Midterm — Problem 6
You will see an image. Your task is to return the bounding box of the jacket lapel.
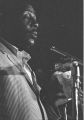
[0,41,33,85]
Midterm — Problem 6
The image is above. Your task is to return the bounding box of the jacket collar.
[0,37,31,66]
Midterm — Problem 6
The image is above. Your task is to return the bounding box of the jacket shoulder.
[0,51,13,69]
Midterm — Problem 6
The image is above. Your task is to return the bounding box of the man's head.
[0,1,39,50]
[22,4,39,47]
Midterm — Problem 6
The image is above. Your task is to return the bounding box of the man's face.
[23,5,39,46]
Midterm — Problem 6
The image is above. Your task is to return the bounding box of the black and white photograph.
[0,0,83,120]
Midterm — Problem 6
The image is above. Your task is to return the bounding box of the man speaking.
[0,1,48,120]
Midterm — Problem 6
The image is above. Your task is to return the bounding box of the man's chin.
[28,39,35,46]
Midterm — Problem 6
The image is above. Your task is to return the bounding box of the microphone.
[50,46,83,66]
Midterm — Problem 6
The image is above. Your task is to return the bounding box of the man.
[0,2,48,120]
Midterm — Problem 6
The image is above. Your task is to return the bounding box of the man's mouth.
[32,31,37,38]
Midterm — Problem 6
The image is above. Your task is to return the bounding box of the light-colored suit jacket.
[0,38,48,120]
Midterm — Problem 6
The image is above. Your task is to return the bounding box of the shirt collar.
[0,37,31,65]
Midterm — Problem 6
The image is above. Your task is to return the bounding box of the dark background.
[39,0,83,59]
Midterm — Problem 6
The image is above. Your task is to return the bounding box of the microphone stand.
[50,46,82,120]
[72,61,80,120]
